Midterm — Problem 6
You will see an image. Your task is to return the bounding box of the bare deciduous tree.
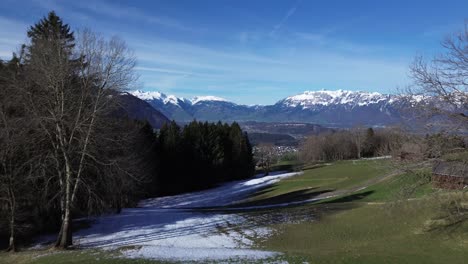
[255,143,277,176]
[22,25,137,248]
[399,24,468,229]
[407,22,468,132]
[350,126,365,159]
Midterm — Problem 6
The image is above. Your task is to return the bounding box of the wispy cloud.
[237,31,262,44]
[294,32,326,44]
[421,23,462,38]
[132,38,286,70]
[30,0,196,33]
[270,0,302,36]
[70,1,196,32]
[135,66,195,76]
[0,0,416,105]
[144,75,190,90]
[295,31,392,54]
[129,32,409,105]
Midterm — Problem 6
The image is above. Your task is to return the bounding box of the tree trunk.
[6,184,16,252]
[54,222,63,248]
[55,160,73,249]
[55,209,72,248]
[264,163,270,176]
[116,198,122,214]
[6,218,16,252]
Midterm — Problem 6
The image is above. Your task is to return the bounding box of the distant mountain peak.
[131,90,165,101]
[131,90,185,107]
[131,90,231,106]
[280,90,390,108]
[191,95,228,105]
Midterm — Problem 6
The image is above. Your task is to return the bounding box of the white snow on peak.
[191,95,228,105]
[131,90,164,101]
[130,90,184,106]
[281,89,391,108]
[130,90,230,106]
[164,95,180,105]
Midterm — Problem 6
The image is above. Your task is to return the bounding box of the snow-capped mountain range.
[279,90,394,108]
[130,89,406,127]
[131,90,229,105]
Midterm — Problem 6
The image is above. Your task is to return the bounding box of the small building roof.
[433,161,468,178]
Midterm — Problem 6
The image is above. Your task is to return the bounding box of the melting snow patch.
[123,245,279,262]
[353,155,392,161]
[45,171,304,262]
[243,172,299,186]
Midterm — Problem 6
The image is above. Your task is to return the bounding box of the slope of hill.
[116,93,170,129]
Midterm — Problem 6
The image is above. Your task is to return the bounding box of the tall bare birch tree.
[21,12,137,248]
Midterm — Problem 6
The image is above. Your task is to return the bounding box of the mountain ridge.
[130,89,406,127]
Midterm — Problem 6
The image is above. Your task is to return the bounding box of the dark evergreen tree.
[362,127,376,157]
[153,120,254,195]
[27,11,75,51]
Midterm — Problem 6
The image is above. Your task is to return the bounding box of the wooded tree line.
[300,127,403,162]
[155,121,255,195]
[0,12,255,251]
[300,127,466,163]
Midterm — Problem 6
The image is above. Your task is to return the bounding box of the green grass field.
[255,160,468,263]
[260,200,468,263]
[240,159,391,206]
[322,171,434,204]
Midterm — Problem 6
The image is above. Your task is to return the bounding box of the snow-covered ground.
[47,171,302,262]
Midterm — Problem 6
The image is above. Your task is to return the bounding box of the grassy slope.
[241,159,391,206]
[322,171,433,204]
[258,160,468,263]
[263,201,468,263]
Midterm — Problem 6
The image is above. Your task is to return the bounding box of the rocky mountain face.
[131,89,408,127]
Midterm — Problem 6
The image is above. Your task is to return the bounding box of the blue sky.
[0,0,466,104]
